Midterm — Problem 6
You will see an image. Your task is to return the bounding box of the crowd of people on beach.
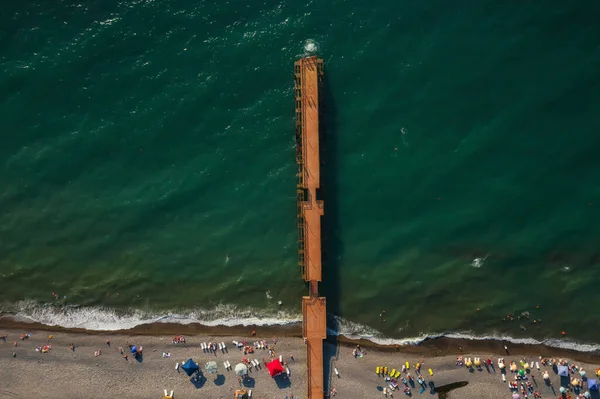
[5,328,600,399]
[455,353,597,399]
[373,349,430,397]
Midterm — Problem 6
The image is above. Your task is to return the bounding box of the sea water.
[1,0,600,350]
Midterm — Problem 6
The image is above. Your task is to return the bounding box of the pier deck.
[295,55,326,399]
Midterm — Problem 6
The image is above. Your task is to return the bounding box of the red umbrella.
[266,358,285,377]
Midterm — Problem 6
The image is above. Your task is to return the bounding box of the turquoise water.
[2,1,600,346]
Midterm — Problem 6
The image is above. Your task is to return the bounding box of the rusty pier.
[294,55,326,399]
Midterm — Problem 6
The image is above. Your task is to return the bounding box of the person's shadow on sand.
[409,379,415,388]
[428,381,436,395]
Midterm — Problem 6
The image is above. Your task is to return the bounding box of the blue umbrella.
[182,359,200,377]
[130,346,137,354]
[558,365,569,377]
[588,379,598,390]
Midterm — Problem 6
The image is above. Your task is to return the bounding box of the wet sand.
[1,323,599,398]
[2,315,600,363]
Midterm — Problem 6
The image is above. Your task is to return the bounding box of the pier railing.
[295,55,325,399]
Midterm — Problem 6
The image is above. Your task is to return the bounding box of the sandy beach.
[1,323,599,399]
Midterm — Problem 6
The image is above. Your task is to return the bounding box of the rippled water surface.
[1,1,600,347]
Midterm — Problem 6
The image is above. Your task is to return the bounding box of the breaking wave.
[2,300,301,331]
[329,315,600,353]
[3,302,599,353]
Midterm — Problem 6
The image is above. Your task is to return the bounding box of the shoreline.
[2,315,599,363]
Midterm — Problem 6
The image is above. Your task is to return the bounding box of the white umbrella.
[559,387,566,394]
[543,372,550,380]
[205,361,218,374]
[235,363,248,377]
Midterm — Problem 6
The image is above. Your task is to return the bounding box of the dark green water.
[1,1,600,349]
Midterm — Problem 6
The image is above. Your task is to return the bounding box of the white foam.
[304,39,318,54]
[5,302,600,352]
[5,300,301,331]
[329,315,600,352]
[471,254,489,268]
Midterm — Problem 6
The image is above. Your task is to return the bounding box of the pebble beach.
[1,325,599,399]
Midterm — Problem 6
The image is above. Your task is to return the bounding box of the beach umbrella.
[572,378,580,387]
[130,346,137,354]
[235,363,248,377]
[474,359,481,367]
[512,394,520,399]
[543,372,550,380]
[588,379,598,390]
[524,363,530,370]
[181,359,199,376]
[466,360,473,368]
[558,365,569,377]
[581,370,587,377]
[519,369,525,376]
[205,361,218,374]
[585,391,591,398]
[511,363,518,372]
[560,387,566,394]
[266,358,285,377]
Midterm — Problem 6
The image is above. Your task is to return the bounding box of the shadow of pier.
[319,69,344,395]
